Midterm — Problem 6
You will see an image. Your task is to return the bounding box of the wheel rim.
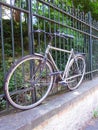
[5,56,53,110]
[66,56,85,90]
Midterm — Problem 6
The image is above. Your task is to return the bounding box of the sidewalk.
[84,118,98,130]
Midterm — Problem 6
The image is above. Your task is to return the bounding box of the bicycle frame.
[45,44,75,80]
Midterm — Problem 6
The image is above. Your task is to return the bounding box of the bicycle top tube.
[33,29,74,44]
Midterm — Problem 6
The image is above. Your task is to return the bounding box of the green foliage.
[73,0,98,20]
[2,19,28,52]
[93,109,98,118]
[0,71,4,94]
[0,99,6,110]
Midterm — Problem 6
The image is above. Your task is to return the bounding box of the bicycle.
[4,30,86,110]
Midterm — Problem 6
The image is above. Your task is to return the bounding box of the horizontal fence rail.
[0,0,98,114]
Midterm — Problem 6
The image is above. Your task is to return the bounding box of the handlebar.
[33,29,74,39]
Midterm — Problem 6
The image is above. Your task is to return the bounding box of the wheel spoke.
[5,55,53,110]
[66,55,85,90]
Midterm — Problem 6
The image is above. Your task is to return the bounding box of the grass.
[93,109,98,118]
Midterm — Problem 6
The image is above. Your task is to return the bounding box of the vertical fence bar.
[10,0,15,61]
[88,12,93,79]
[28,0,34,54]
[28,0,37,102]
[0,5,5,78]
[20,4,24,57]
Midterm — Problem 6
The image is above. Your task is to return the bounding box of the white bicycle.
[4,30,86,110]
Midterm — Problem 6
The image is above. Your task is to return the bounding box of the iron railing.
[0,0,98,114]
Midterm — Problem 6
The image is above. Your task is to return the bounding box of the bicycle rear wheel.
[4,55,53,110]
[66,55,86,90]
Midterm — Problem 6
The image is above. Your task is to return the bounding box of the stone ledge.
[0,77,98,130]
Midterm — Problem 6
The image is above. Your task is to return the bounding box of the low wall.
[0,77,98,130]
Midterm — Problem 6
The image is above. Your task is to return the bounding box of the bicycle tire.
[66,54,86,90]
[4,54,54,110]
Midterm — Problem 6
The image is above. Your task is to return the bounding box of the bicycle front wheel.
[4,55,53,110]
[66,55,86,90]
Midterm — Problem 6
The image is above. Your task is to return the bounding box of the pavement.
[84,118,98,130]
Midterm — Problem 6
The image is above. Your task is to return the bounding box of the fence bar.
[10,0,15,61]
[28,0,33,54]
[88,12,93,79]
[0,5,5,77]
[33,13,98,39]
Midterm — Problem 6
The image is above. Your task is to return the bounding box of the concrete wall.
[0,78,98,130]
[34,83,98,130]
